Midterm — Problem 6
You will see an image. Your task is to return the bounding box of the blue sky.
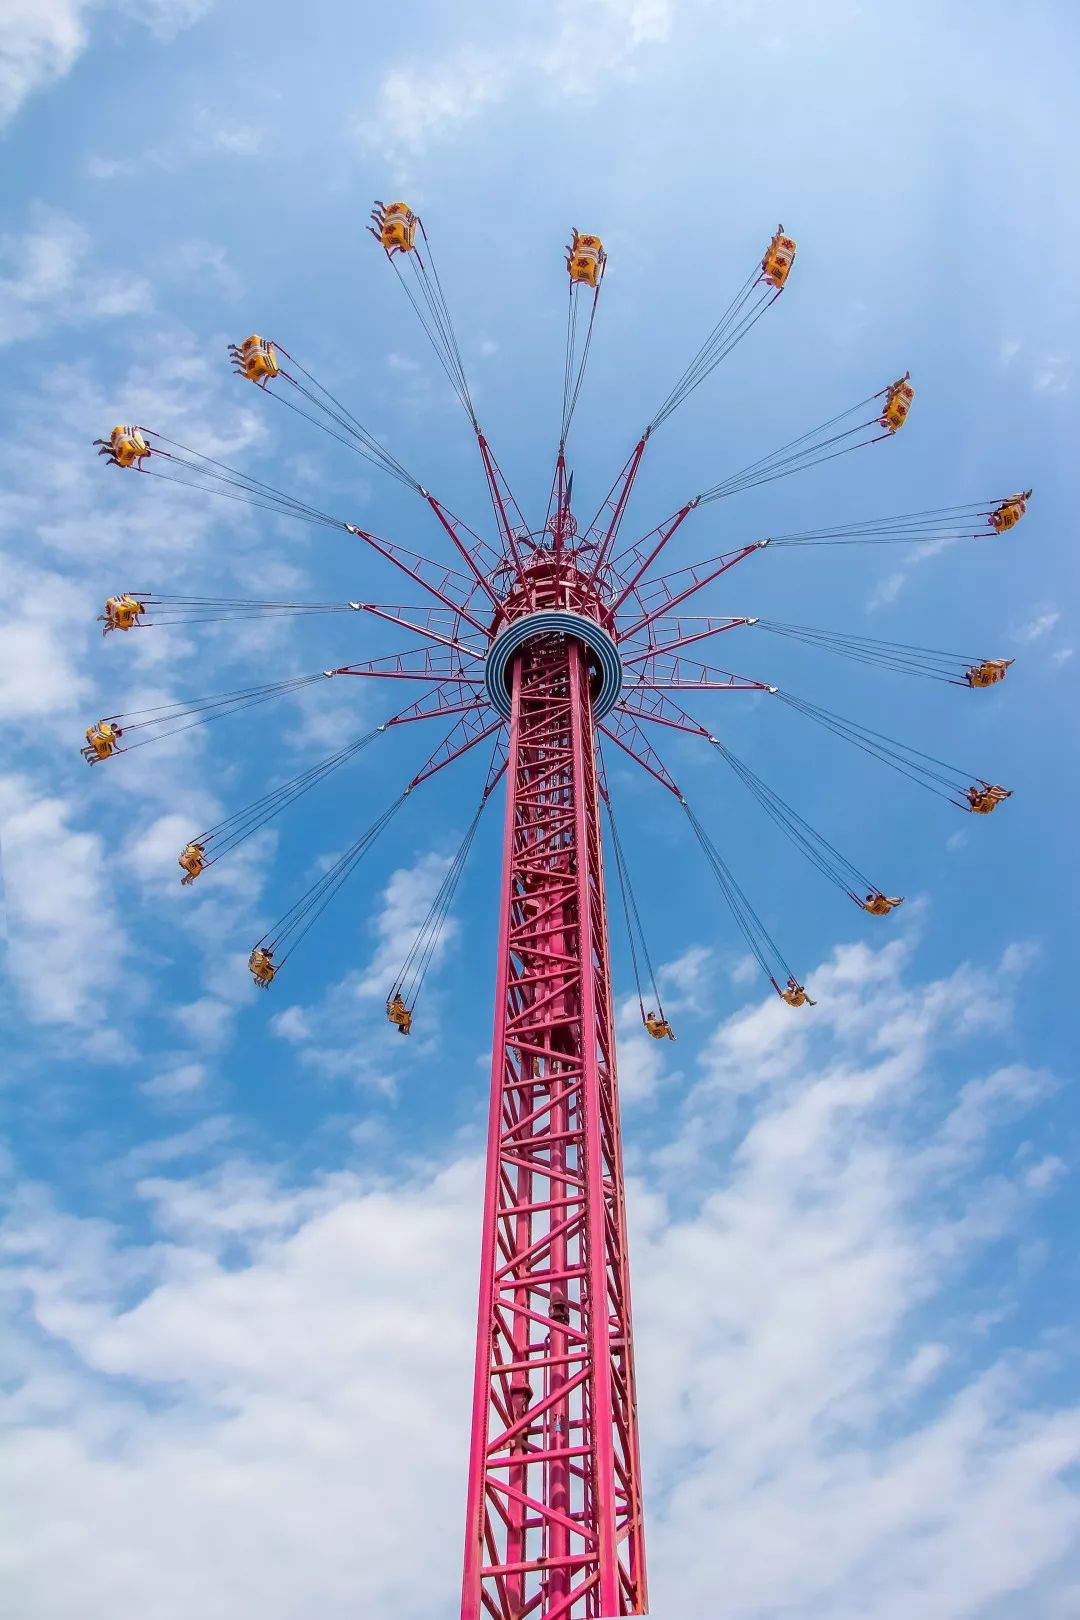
[1,2,1077,1616]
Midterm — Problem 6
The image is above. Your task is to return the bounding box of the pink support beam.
[462,631,647,1619]
[427,495,511,622]
[605,501,697,618]
[409,708,505,790]
[599,709,684,800]
[581,438,648,587]
[621,616,751,666]
[385,688,491,728]
[477,431,532,585]
[617,541,766,641]
[621,651,769,691]
[331,645,482,684]
[343,523,490,634]
[349,600,487,660]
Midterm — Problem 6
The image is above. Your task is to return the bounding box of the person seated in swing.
[644,1010,675,1040]
[387,993,412,1035]
[780,976,816,1008]
[862,892,904,916]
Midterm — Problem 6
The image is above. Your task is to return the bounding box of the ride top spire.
[86,202,1029,1620]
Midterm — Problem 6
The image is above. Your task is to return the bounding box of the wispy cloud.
[355,0,676,171]
[0,0,214,128]
[0,936,1074,1616]
[0,208,152,345]
[141,1060,209,1098]
[1015,610,1060,643]
[0,774,129,1024]
[999,334,1072,397]
[86,108,266,179]
[1032,355,1071,394]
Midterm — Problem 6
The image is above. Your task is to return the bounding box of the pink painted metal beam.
[620,615,751,666]
[622,650,769,690]
[331,645,483,683]
[617,541,766,640]
[462,631,647,1619]
[616,687,715,739]
[477,431,532,585]
[409,708,505,790]
[605,500,696,617]
[348,600,486,659]
[342,522,490,634]
[581,437,648,588]
[599,709,684,801]
[385,688,491,728]
[426,495,510,622]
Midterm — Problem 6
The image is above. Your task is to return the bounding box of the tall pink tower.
[461,484,648,1620]
[94,212,988,1617]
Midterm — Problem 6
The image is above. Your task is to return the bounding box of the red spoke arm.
[477,432,531,584]
[349,601,486,659]
[597,708,684,800]
[617,540,767,640]
[482,733,510,797]
[622,651,770,690]
[408,708,506,790]
[621,615,752,666]
[343,523,488,635]
[605,500,697,616]
[386,685,491,728]
[330,645,482,683]
[615,688,715,738]
[581,436,648,588]
[426,496,509,623]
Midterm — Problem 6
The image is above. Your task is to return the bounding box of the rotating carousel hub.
[484,610,623,721]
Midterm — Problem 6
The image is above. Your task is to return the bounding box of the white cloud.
[1023,1155,1066,1193]
[657,943,713,1011]
[997,335,1072,396]
[866,528,957,611]
[269,1005,312,1043]
[0,208,153,346]
[141,1060,209,1098]
[615,1028,666,1103]
[1032,355,1071,395]
[88,109,265,179]
[0,560,93,723]
[867,567,908,610]
[191,111,263,156]
[0,774,129,1023]
[168,996,237,1050]
[260,851,468,1095]
[356,0,677,169]
[354,850,455,1000]
[1016,610,1060,643]
[0,0,90,126]
[0,0,213,127]
[1051,647,1074,665]
[0,936,1076,1617]
[122,1115,232,1173]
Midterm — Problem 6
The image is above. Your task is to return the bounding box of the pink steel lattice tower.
[462,521,647,1620]
[91,206,1013,1620]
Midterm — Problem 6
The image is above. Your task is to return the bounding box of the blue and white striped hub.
[484,611,623,721]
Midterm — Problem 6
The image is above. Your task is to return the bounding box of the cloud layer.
[2,938,1075,1618]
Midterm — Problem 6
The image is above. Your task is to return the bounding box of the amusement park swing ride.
[86,204,1029,1619]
